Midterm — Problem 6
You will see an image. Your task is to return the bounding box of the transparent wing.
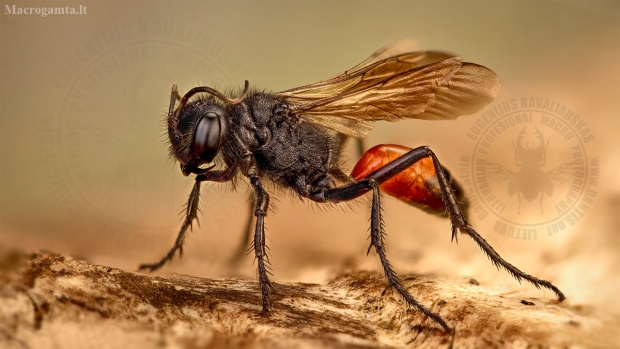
[345,39,420,72]
[275,42,500,138]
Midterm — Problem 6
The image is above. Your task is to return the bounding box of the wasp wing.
[345,39,419,71]
[326,39,427,80]
[275,44,500,138]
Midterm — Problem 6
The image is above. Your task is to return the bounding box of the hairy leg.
[368,180,451,332]
[249,175,275,314]
[229,193,256,264]
[355,137,365,158]
[139,168,236,272]
[308,145,565,302]
[139,181,201,272]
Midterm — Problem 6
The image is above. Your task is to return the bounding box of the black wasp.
[139,41,565,332]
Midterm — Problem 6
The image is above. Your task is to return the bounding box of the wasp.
[139,41,565,332]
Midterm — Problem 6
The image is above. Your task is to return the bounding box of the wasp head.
[166,81,249,176]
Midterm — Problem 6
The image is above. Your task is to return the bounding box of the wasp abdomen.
[351,144,462,216]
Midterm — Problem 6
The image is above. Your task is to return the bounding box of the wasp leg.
[368,180,451,332]
[309,146,565,302]
[139,169,235,272]
[229,193,256,264]
[249,175,275,315]
[138,181,200,272]
[355,137,365,158]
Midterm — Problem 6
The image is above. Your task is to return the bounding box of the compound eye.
[192,112,222,162]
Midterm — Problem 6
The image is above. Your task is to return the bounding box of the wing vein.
[275,41,500,138]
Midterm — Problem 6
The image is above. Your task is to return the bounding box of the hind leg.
[306,145,565,330]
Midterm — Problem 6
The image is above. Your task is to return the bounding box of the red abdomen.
[351,144,446,212]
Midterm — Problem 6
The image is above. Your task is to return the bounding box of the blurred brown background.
[1,0,619,317]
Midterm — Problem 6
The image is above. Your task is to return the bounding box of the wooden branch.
[0,251,617,349]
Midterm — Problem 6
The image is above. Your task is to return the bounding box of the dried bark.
[0,251,617,349]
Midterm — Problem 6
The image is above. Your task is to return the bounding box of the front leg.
[139,168,236,272]
[249,175,276,315]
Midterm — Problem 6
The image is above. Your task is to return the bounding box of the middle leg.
[229,193,256,264]
[249,175,275,315]
[368,180,451,332]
